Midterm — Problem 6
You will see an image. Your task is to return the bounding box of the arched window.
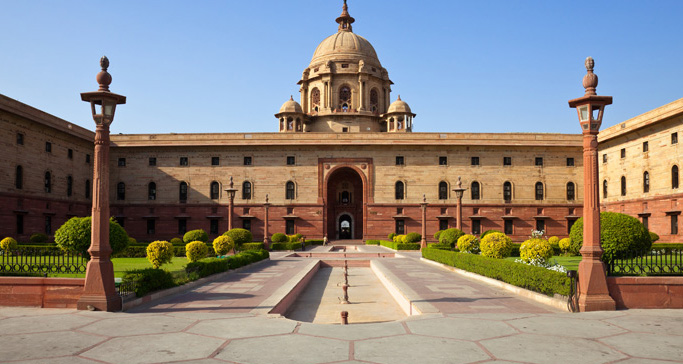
[370,89,379,112]
[438,181,448,200]
[339,86,351,111]
[535,182,544,200]
[15,165,22,189]
[643,172,650,193]
[66,176,73,197]
[242,181,252,200]
[566,182,575,201]
[148,182,157,200]
[287,117,293,131]
[44,172,51,193]
[471,181,480,200]
[286,181,295,200]
[117,182,126,200]
[395,181,405,200]
[85,180,91,199]
[673,165,679,189]
[603,180,608,198]
[180,182,189,201]
[503,182,512,202]
[621,176,626,196]
[210,181,219,200]
[311,88,320,112]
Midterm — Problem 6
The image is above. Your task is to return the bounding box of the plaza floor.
[0,245,682,364]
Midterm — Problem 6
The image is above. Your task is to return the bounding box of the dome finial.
[397,94,401,101]
[290,95,294,101]
[336,0,355,32]
[582,56,598,96]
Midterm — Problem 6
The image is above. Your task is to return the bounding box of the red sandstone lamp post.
[568,57,615,311]
[77,56,126,312]
[420,194,428,250]
[225,177,238,231]
[452,177,466,231]
[263,194,271,248]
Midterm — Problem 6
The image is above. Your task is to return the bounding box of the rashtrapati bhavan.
[1,2,681,244]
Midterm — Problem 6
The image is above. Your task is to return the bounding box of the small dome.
[311,31,381,67]
[387,95,412,114]
[279,96,303,114]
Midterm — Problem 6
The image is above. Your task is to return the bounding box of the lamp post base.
[577,258,616,312]
[77,294,122,312]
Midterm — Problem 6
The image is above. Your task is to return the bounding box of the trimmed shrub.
[186,257,229,279]
[128,237,137,246]
[54,217,129,258]
[240,242,264,251]
[183,229,208,244]
[558,238,572,254]
[0,237,18,252]
[29,233,49,244]
[170,237,184,246]
[392,234,405,243]
[428,242,452,250]
[224,229,253,246]
[213,235,234,256]
[403,232,422,244]
[146,241,174,269]
[439,228,465,248]
[366,240,380,245]
[456,234,479,253]
[649,231,660,243]
[548,236,560,249]
[396,243,421,250]
[480,232,513,259]
[387,233,396,241]
[569,212,652,262]
[271,233,288,243]
[122,268,176,297]
[288,233,303,243]
[480,230,502,239]
[422,248,570,296]
[519,238,553,264]
[434,230,444,240]
[186,241,209,263]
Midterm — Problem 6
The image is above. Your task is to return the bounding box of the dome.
[279,96,303,114]
[387,95,412,114]
[310,31,381,67]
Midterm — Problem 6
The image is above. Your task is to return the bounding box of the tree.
[569,212,652,262]
[54,216,129,258]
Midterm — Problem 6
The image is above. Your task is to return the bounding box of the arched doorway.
[326,167,364,240]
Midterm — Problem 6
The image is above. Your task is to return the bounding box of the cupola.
[275,96,306,132]
[383,95,416,132]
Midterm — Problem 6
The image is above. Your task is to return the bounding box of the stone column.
[420,195,428,250]
[263,195,271,249]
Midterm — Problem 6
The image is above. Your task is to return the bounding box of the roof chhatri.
[336,0,355,32]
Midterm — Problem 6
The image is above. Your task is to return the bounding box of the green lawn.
[505,255,582,271]
[49,257,189,278]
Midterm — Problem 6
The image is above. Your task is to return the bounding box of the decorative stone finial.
[229,176,234,189]
[582,56,598,96]
[336,0,355,32]
[290,95,294,101]
[397,95,401,101]
[96,56,112,92]
[423,194,426,203]
[457,176,462,188]
[266,194,269,203]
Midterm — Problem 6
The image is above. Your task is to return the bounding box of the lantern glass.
[591,105,601,121]
[104,103,114,117]
[579,106,589,121]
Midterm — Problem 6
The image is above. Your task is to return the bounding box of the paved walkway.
[0,246,682,363]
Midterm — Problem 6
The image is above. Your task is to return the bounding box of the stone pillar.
[228,195,234,231]
[263,195,271,249]
[456,197,463,230]
[77,124,121,312]
[420,195,428,250]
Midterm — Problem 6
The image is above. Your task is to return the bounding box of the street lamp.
[77,56,126,312]
[263,194,271,248]
[568,57,615,311]
[452,176,467,230]
[420,194,428,250]
[225,176,238,231]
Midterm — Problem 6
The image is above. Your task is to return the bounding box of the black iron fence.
[607,248,683,276]
[115,279,138,299]
[0,248,87,275]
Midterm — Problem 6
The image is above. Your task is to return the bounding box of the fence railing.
[607,248,683,276]
[115,279,138,299]
[0,248,87,275]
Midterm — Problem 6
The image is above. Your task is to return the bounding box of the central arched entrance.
[326,167,364,240]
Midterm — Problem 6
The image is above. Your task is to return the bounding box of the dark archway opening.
[326,167,364,240]
[339,214,352,239]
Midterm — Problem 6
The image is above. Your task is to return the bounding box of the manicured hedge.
[239,242,265,251]
[122,268,176,297]
[422,248,571,296]
[366,240,381,245]
[113,245,217,258]
[270,242,305,251]
[379,240,420,250]
[185,249,269,279]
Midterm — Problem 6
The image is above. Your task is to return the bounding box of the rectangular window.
[471,157,480,166]
[535,157,543,166]
[287,156,295,165]
[504,219,513,235]
[286,220,295,235]
[621,148,626,158]
[67,149,73,159]
[118,158,126,167]
[536,219,545,233]
[44,216,52,235]
[439,219,448,231]
[45,142,52,153]
[244,156,252,166]
[147,219,156,235]
[117,218,125,228]
[16,133,24,145]
[503,157,511,166]
[210,219,219,235]
[178,219,187,235]
[16,214,24,235]
[672,214,679,235]
[342,127,349,133]
[180,157,188,166]
[642,216,649,230]
[643,141,649,153]
[243,219,251,231]
[472,220,481,235]
[211,157,220,166]
[395,219,405,235]
[396,156,404,166]
[672,132,679,145]
[86,154,91,164]
[439,156,447,166]
[566,157,574,166]
[149,157,157,166]
[602,154,607,163]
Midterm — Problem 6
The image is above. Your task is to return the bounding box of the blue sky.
[1,0,681,134]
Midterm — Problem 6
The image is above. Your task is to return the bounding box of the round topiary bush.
[548,236,560,247]
[439,228,465,248]
[456,234,479,253]
[388,233,396,241]
[393,234,405,243]
[558,238,572,254]
[433,230,444,240]
[213,235,234,256]
[649,231,660,243]
[271,233,288,243]
[224,228,253,246]
[569,212,652,262]
[288,233,303,243]
[54,217,129,258]
[146,240,174,269]
[29,233,49,244]
[186,241,208,263]
[480,230,502,239]
[403,232,422,244]
[480,232,513,259]
[170,237,184,246]
[183,229,208,244]
[519,238,553,264]
[0,237,18,252]
[128,237,138,245]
